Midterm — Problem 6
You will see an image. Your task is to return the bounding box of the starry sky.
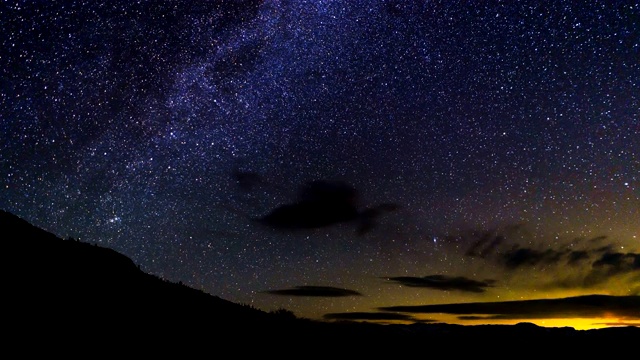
[1,0,639,329]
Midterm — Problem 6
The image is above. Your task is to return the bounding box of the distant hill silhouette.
[2,209,638,351]
[3,210,305,347]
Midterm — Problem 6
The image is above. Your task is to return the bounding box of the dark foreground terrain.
[3,209,638,352]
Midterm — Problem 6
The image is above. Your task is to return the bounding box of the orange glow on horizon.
[406,314,640,330]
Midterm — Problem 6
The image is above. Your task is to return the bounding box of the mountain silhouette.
[2,209,297,344]
[2,209,638,352]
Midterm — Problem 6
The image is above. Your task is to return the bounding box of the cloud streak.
[378,295,640,321]
[384,275,495,293]
[450,224,640,293]
[323,311,421,322]
[262,285,363,297]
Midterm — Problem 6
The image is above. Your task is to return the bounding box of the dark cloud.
[493,237,639,291]
[594,321,640,327]
[231,168,263,192]
[378,295,640,320]
[457,225,618,269]
[580,251,640,288]
[262,285,363,297]
[456,225,640,288]
[501,247,567,269]
[447,224,529,259]
[259,180,358,229]
[256,180,399,235]
[587,235,609,244]
[457,315,494,320]
[463,231,507,258]
[496,242,639,278]
[323,312,419,322]
[593,252,640,272]
[567,250,590,265]
[355,203,400,235]
[385,275,495,293]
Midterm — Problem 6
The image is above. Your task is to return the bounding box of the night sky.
[2,0,638,329]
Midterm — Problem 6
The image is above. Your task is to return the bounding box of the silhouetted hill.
[2,210,289,341]
[2,209,638,351]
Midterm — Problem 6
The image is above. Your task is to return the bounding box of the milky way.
[2,1,638,326]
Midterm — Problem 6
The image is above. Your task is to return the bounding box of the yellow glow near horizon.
[409,314,640,330]
[530,318,640,330]
[347,315,640,331]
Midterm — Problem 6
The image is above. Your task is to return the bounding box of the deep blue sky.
[1,0,638,328]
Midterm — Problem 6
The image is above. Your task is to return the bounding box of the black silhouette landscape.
[3,209,638,349]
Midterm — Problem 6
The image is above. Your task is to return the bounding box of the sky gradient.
[1,0,638,329]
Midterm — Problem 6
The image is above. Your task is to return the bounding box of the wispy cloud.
[384,275,495,293]
[262,285,363,297]
[323,312,422,322]
[447,224,640,293]
[378,295,640,321]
